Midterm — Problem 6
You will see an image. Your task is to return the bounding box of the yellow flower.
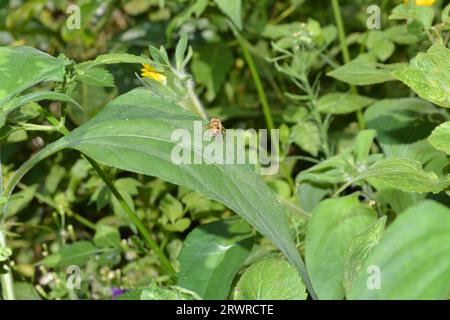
[403,0,437,6]
[140,64,167,84]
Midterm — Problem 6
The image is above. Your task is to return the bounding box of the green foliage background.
[0,0,449,300]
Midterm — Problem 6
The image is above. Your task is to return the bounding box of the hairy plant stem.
[0,228,15,300]
[331,0,365,129]
[184,81,208,120]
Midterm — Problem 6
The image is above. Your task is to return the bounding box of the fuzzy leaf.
[234,259,307,300]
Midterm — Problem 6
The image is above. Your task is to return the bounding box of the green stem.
[233,26,275,131]
[332,0,352,65]
[2,109,176,278]
[73,213,97,231]
[185,82,208,120]
[331,0,365,129]
[85,157,176,276]
[0,228,15,300]
[19,123,58,132]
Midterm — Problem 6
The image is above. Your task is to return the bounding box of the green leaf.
[327,55,398,86]
[349,201,450,300]
[305,194,377,299]
[389,4,434,29]
[442,3,450,22]
[392,44,450,108]
[40,88,314,296]
[354,129,377,165]
[177,217,254,299]
[191,43,233,102]
[297,182,329,212]
[14,282,41,300]
[76,53,152,70]
[363,158,449,194]
[344,217,387,296]
[40,241,98,268]
[366,30,395,62]
[317,92,375,115]
[160,193,184,223]
[139,282,200,300]
[213,0,242,30]
[428,121,450,155]
[45,165,66,194]
[0,91,82,127]
[164,218,191,232]
[76,67,115,87]
[0,46,66,104]
[233,258,307,300]
[5,184,38,218]
[373,180,425,214]
[291,121,321,157]
[364,98,448,168]
[94,225,121,248]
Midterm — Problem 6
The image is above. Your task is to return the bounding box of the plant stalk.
[1,110,176,279]
[0,228,15,300]
[233,26,275,131]
[331,0,365,129]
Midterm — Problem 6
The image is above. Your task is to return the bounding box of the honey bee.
[206,117,225,138]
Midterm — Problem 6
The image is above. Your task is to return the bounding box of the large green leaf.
[177,217,253,299]
[0,46,66,104]
[362,158,450,194]
[305,194,377,299]
[392,44,450,108]
[428,121,450,155]
[233,259,307,300]
[349,201,450,299]
[35,88,314,296]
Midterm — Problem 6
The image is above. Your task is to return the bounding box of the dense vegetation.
[0,0,449,300]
